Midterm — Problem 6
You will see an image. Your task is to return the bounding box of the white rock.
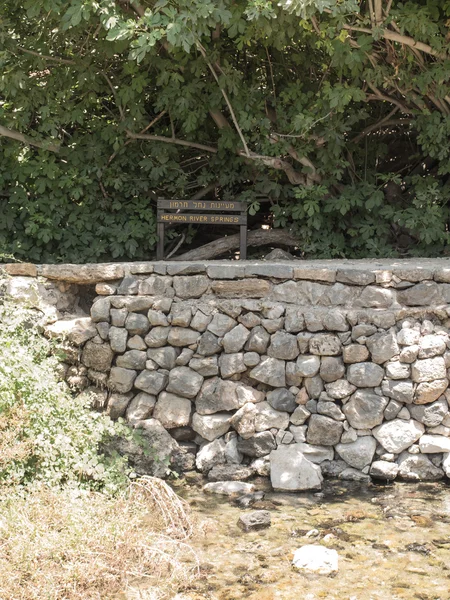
[295,442,333,464]
[412,357,446,383]
[335,437,376,470]
[292,545,338,575]
[254,401,289,432]
[419,434,450,453]
[270,444,323,491]
[192,412,231,441]
[373,419,424,453]
[203,481,255,495]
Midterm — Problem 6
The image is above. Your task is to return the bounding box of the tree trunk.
[173,228,299,261]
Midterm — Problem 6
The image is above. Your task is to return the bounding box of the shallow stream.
[175,478,450,600]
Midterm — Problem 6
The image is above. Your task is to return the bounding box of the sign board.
[156,198,248,260]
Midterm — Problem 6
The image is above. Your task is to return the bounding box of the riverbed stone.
[306,414,344,446]
[166,366,203,398]
[134,369,168,395]
[153,392,192,429]
[192,412,231,441]
[347,362,384,387]
[203,481,255,495]
[250,357,286,388]
[309,334,342,356]
[343,390,388,429]
[270,445,323,491]
[108,367,137,393]
[335,437,376,469]
[292,545,338,576]
[238,431,276,457]
[238,511,271,532]
[320,357,345,383]
[373,419,424,453]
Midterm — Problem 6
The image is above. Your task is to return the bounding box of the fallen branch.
[173,228,299,261]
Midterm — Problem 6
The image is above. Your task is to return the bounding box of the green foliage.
[0,301,130,493]
[1,0,450,260]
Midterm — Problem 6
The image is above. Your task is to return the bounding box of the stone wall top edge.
[3,257,450,284]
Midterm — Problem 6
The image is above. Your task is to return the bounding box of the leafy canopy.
[1,0,450,260]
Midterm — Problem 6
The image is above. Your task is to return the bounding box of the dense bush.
[0,301,130,492]
[1,0,450,260]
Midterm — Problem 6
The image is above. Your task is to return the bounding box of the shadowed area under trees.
[1,0,450,262]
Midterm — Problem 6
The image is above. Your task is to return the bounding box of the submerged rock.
[237,510,271,532]
[203,481,255,495]
[292,545,338,575]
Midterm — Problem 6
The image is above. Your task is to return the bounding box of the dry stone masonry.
[5,258,450,490]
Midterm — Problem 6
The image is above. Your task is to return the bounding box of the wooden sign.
[156,198,248,260]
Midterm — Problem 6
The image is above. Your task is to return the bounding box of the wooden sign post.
[156,198,247,260]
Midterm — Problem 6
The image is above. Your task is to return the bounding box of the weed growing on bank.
[0,299,200,598]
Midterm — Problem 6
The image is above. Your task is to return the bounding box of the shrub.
[0,300,130,493]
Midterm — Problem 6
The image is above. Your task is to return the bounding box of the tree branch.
[342,24,449,60]
[100,72,125,120]
[366,81,413,113]
[125,130,218,153]
[197,41,251,157]
[0,124,60,152]
[17,46,76,65]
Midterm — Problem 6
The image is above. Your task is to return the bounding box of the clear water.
[176,478,450,600]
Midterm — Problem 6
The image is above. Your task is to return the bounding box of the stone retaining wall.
[4,258,450,489]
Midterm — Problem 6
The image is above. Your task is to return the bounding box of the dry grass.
[0,477,200,600]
